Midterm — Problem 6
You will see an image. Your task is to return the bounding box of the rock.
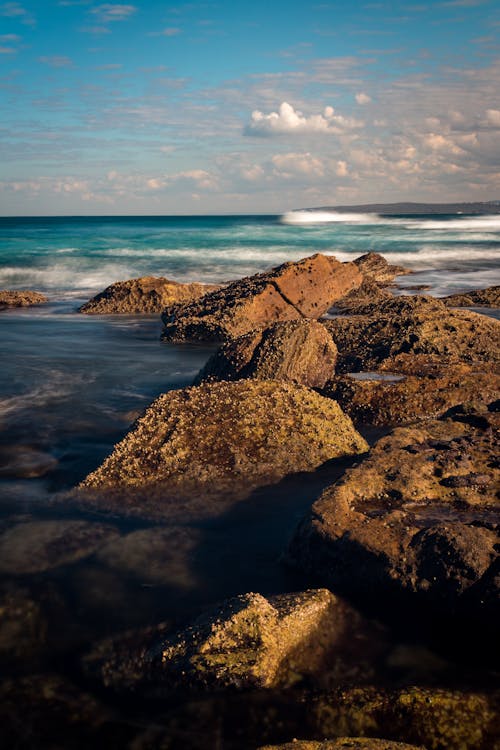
[353,252,411,285]
[323,295,500,372]
[442,285,500,308]
[0,290,48,310]
[286,408,499,617]
[259,740,425,750]
[77,380,367,520]
[85,589,361,692]
[161,254,363,342]
[0,520,119,575]
[0,585,47,665]
[331,278,393,314]
[321,354,500,426]
[79,276,219,314]
[194,320,337,388]
[310,686,499,750]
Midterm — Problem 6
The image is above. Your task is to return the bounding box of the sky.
[0,0,499,215]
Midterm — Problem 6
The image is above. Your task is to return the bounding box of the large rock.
[442,285,500,308]
[0,290,47,310]
[79,275,218,314]
[77,380,367,520]
[353,252,411,285]
[259,740,425,750]
[194,320,337,388]
[84,589,363,692]
[321,354,500,426]
[161,254,363,342]
[286,407,499,618]
[323,295,500,372]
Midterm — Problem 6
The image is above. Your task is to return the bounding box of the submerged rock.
[0,445,58,479]
[0,520,119,575]
[259,740,425,750]
[309,686,499,750]
[0,290,48,310]
[286,408,499,618]
[322,354,500,426]
[195,319,337,388]
[161,254,363,342]
[0,585,47,665]
[79,275,219,314]
[442,285,500,308]
[77,380,367,520]
[323,295,500,372]
[85,589,362,692]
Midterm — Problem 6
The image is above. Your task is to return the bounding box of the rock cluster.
[442,285,500,308]
[79,275,219,314]
[161,253,363,342]
[0,290,48,310]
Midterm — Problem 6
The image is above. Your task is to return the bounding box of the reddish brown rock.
[321,354,500,426]
[79,275,219,314]
[161,254,363,342]
[77,380,367,520]
[353,252,411,285]
[332,277,393,314]
[195,319,337,388]
[286,407,499,617]
[323,295,500,372]
[442,285,500,308]
[0,290,48,310]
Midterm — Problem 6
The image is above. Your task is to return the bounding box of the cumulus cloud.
[355,92,371,105]
[244,102,363,136]
[91,4,136,23]
[272,152,325,177]
[485,109,500,127]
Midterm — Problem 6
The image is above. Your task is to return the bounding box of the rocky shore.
[1,251,499,749]
[0,289,48,310]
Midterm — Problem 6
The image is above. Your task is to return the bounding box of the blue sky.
[1,0,499,214]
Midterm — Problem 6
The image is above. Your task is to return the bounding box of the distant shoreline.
[298,201,500,215]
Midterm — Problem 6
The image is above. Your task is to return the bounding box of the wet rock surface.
[77,380,367,520]
[0,519,119,575]
[287,407,499,619]
[161,254,363,342]
[84,589,368,692]
[0,290,48,310]
[322,354,500,426]
[195,320,337,388]
[323,295,500,372]
[79,275,219,314]
[442,285,500,308]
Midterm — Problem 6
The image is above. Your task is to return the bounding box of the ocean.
[0,212,499,747]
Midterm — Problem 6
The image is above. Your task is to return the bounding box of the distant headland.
[300,201,500,215]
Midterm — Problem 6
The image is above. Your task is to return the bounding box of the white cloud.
[485,109,500,128]
[272,152,325,177]
[0,2,35,25]
[245,102,363,136]
[39,55,73,68]
[355,92,371,105]
[91,4,136,23]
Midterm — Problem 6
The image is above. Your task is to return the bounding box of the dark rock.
[79,275,219,314]
[0,585,47,665]
[161,254,363,342]
[0,290,48,310]
[442,285,500,308]
[259,740,425,750]
[76,380,367,520]
[194,319,337,388]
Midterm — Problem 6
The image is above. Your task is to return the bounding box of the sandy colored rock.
[79,275,218,314]
[287,407,499,615]
[0,289,48,310]
[322,354,500,426]
[161,254,363,342]
[0,520,119,575]
[332,278,393,314]
[442,285,500,308]
[323,295,500,372]
[85,589,360,692]
[259,740,425,750]
[195,319,337,388]
[78,380,367,520]
[353,252,411,285]
[310,686,499,750]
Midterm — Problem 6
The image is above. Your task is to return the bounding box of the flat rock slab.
[322,354,500,426]
[309,686,499,750]
[323,295,500,372]
[287,407,499,615]
[0,520,119,575]
[79,275,219,314]
[161,253,362,342]
[195,320,337,389]
[260,740,425,750]
[77,380,367,520]
[84,589,363,692]
[442,285,500,308]
[0,290,48,310]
